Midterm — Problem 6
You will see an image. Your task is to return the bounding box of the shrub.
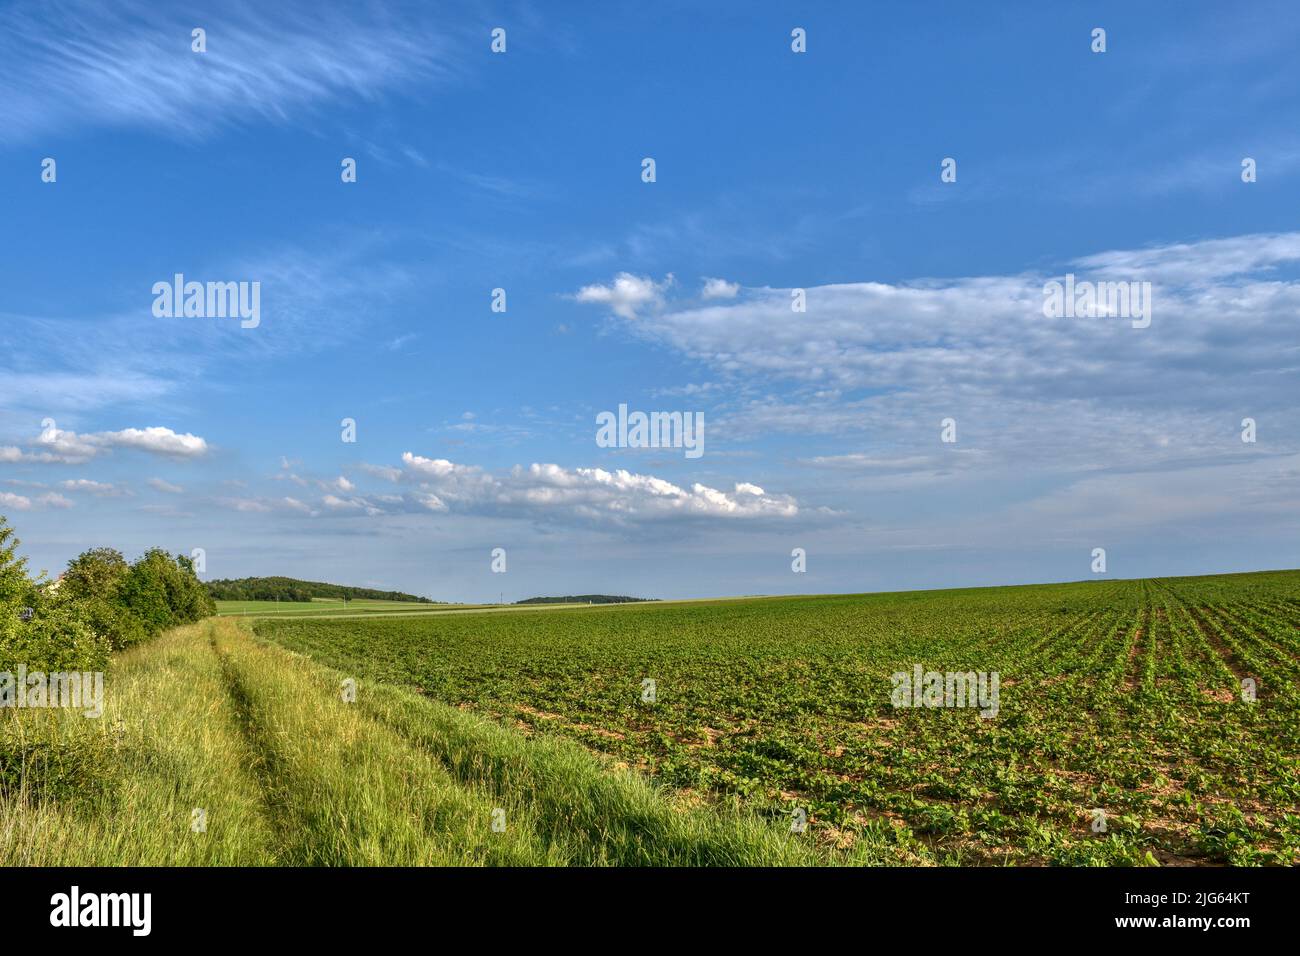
[0,515,214,670]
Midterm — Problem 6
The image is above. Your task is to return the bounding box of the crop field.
[216,598,457,617]
[216,599,581,619]
[259,571,1300,866]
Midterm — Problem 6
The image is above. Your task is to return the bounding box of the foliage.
[0,514,214,671]
[205,576,436,604]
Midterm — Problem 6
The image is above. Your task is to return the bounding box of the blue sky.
[2,0,1299,601]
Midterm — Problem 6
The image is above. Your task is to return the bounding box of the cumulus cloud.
[106,427,208,457]
[0,490,71,511]
[700,277,739,299]
[574,272,674,319]
[0,491,32,511]
[147,477,185,494]
[353,453,800,526]
[5,423,210,464]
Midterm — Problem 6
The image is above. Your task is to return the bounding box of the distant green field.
[216,598,594,619]
[217,598,472,618]
[258,571,1300,866]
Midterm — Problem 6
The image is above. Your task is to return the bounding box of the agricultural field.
[217,598,478,618]
[216,599,582,619]
[258,571,1300,866]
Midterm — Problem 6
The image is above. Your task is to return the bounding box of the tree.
[0,515,30,603]
[0,515,111,672]
[118,549,181,632]
[62,547,129,601]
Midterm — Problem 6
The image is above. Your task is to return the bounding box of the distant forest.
[515,595,652,605]
[206,576,436,603]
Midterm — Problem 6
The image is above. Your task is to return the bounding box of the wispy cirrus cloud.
[0,234,420,422]
[0,0,461,144]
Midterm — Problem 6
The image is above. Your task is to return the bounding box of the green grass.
[257,571,1300,866]
[0,618,825,865]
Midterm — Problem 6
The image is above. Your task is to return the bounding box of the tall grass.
[0,621,274,865]
[1,618,833,865]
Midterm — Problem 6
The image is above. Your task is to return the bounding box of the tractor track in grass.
[207,623,303,864]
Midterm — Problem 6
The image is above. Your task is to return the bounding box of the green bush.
[0,588,110,674]
[0,515,215,670]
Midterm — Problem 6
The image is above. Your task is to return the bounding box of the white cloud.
[574,273,674,319]
[147,478,185,494]
[0,490,71,511]
[321,493,383,516]
[1073,232,1300,283]
[60,478,129,497]
[104,427,208,458]
[701,277,739,299]
[401,452,470,479]
[10,424,209,464]
[321,494,361,510]
[384,453,798,525]
[595,231,1300,475]
[219,497,274,514]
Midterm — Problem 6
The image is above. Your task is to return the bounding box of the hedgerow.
[0,514,214,673]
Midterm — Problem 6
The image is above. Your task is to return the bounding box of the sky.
[1,0,1299,602]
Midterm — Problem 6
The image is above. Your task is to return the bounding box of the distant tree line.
[1,515,215,673]
[515,595,653,605]
[205,576,436,604]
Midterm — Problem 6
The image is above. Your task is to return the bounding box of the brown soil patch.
[511,703,627,741]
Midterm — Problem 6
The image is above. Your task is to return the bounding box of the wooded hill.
[205,577,436,603]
